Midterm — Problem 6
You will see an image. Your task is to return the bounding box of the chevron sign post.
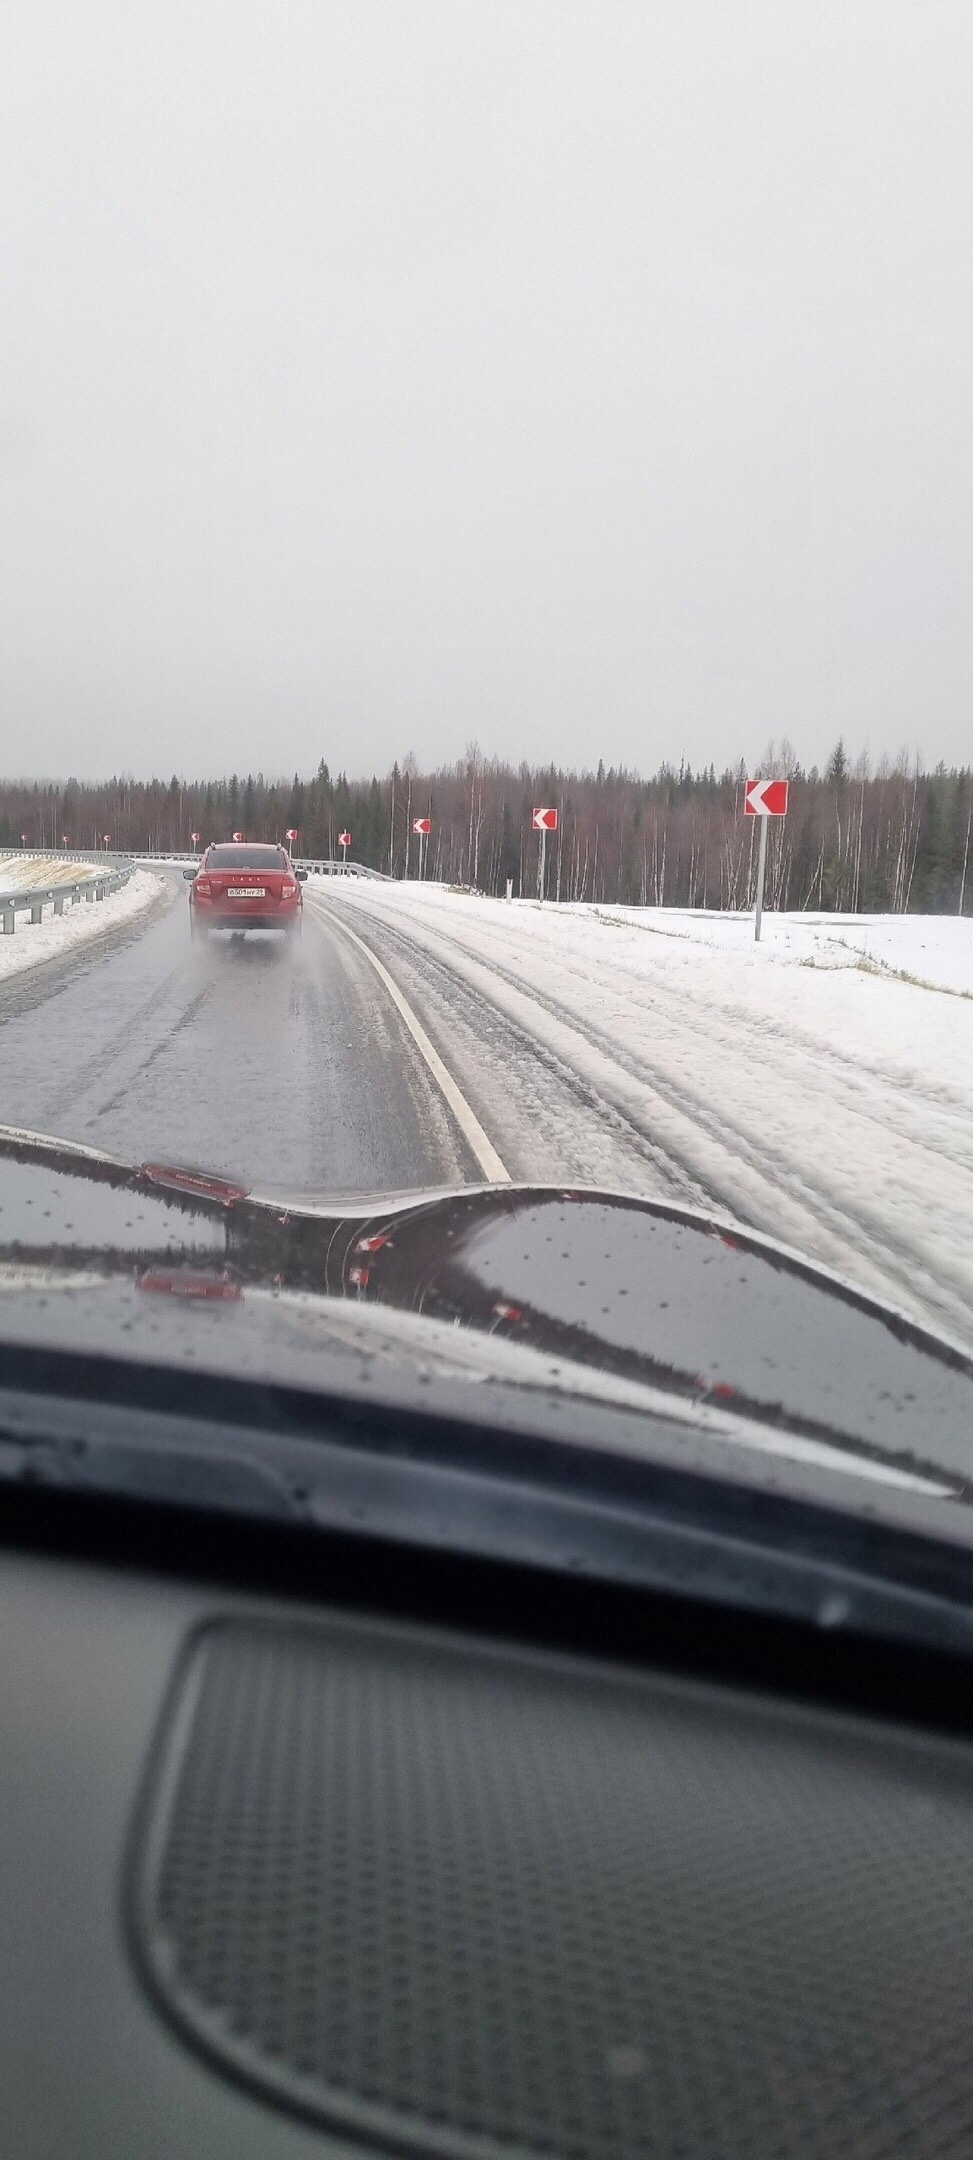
[532,806,558,903]
[744,778,790,942]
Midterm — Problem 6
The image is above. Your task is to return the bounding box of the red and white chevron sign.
[532,806,558,830]
[412,817,432,835]
[744,778,789,817]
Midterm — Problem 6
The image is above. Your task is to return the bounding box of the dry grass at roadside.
[0,855,102,889]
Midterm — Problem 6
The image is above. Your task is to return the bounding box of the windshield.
[0,3,971,1564]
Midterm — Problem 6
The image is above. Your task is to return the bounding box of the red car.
[186,843,307,939]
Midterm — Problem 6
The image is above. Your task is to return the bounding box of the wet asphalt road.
[0,873,475,1195]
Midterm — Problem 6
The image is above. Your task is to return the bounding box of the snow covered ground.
[582,905,973,998]
[314,879,973,1350]
[0,867,162,985]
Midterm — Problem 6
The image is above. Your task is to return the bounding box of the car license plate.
[227,886,265,897]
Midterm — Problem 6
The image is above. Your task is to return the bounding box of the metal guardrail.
[132,853,392,880]
[292,859,392,880]
[0,862,135,934]
[1,846,392,880]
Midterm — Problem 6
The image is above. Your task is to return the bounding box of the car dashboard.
[3,1489,973,2160]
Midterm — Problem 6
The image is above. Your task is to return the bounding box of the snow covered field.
[582,905,973,998]
[316,879,973,1350]
[0,867,162,985]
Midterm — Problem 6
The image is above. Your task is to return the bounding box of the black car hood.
[0,1125,970,1539]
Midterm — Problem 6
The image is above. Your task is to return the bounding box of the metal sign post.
[743,778,789,942]
[532,807,558,902]
[754,814,769,942]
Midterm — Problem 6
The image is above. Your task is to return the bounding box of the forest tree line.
[1,741,971,913]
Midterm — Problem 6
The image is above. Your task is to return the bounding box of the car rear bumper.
[192,909,301,932]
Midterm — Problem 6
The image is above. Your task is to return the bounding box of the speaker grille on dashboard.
[132,1615,973,2159]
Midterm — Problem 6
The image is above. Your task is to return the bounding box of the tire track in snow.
[329,890,973,1346]
[321,900,709,1206]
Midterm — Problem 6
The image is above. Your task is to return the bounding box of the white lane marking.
[307,897,510,1183]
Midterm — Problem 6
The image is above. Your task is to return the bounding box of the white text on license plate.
[227,886,266,897]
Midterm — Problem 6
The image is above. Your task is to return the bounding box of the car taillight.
[195,876,212,896]
[280,877,297,897]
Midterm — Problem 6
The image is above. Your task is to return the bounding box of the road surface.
[0,871,696,1207]
[2,867,970,1349]
[0,872,479,1196]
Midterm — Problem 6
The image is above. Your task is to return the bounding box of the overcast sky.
[2,3,972,782]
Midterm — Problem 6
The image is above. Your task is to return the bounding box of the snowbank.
[0,870,162,986]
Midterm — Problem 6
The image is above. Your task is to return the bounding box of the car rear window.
[206,846,289,869]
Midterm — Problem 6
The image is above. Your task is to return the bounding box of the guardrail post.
[54,896,64,917]
[95,882,105,901]
[30,901,43,924]
[2,908,14,935]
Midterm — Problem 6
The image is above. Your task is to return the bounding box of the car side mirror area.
[183,868,197,881]
[296,869,308,882]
